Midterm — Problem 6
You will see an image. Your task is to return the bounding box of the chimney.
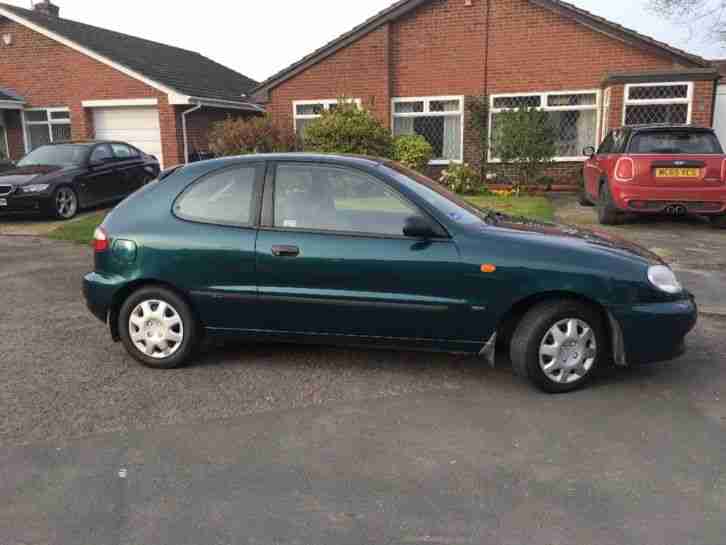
[34,1,60,17]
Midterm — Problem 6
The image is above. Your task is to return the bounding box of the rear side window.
[111,143,139,159]
[175,166,259,227]
[629,132,723,154]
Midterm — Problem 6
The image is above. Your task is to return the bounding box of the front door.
[255,162,474,344]
[80,144,117,205]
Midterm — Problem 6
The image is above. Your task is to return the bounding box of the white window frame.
[391,95,465,165]
[22,107,72,152]
[488,89,601,162]
[293,98,361,134]
[622,81,693,126]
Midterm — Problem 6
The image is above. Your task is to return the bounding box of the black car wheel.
[119,286,199,369]
[597,182,624,225]
[52,186,79,220]
[511,300,609,393]
[578,189,594,207]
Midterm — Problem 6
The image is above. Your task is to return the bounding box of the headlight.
[21,184,50,193]
[648,265,682,294]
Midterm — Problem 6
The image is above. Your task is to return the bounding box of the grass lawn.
[47,211,107,245]
[465,195,555,222]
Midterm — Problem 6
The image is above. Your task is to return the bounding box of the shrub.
[303,101,392,157]
[391,134,433,172]
[439,163,485,195]
[489,107,557,188]
[208,115,297,157]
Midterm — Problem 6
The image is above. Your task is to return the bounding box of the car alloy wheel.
[538,318,597,385]
[55,187,78,219]
[128,299,185,359]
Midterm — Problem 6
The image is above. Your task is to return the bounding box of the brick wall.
[265,0,715,185]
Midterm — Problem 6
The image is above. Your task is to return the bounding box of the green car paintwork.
[83,154,697,364]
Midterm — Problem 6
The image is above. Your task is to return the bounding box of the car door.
[110,143,144,198]
[254,161,473,344]
[170,162,264,330]
[584,132,612,198]
[80,144,116,205]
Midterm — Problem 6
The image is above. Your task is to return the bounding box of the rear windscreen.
[629,131,723,154]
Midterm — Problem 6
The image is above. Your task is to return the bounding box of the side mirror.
[403,216,439,239]
[583,146,596,158]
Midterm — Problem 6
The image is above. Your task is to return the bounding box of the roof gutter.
[188,96,265,112]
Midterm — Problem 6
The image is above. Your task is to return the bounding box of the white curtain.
[393,117,414,135]
[576,110,596,155]
[442,115,461,160]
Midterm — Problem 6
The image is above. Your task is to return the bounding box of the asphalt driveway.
[1,235,725,545]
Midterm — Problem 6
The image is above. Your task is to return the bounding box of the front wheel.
[578,189,594,207]
[118,286,199,369]
[52,186,79,220]
[510,300,609,393]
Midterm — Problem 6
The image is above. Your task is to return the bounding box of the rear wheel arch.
[109,280,201,342]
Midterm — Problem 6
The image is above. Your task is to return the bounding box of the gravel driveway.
[1,236,725,545]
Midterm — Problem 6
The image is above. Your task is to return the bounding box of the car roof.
[199,153,387,169]
[42,140,140,147]
[625,124,716,133]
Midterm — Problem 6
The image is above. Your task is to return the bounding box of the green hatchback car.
[83,154,697,393]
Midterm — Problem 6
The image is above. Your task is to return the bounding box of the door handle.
[271,245,300,257]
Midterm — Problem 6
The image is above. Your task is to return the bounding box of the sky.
[4,0,724,83]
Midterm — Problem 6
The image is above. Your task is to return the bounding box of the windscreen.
[629,131,723,155]
[17,145,88,167]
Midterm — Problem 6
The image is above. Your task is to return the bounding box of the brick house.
[0,1,261,167]
[252,0,720,182]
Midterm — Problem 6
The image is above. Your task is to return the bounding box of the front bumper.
[0,191,54,215]
[611,182,726,215]
[609,294,698,365]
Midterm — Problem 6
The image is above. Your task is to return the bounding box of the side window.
[111,143,137,159]
[597,133,614,155]
[273,163,422,236]
[175,166,259,226]
[611,130,628,154]
[90,144,113,163]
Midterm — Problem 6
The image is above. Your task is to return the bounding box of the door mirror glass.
[583,146,596,158]
[403,215,438,238]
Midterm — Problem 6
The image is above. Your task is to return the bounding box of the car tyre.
[119,286,199,369]
[709,215,726,229]
[597,181,624,225]
[51,186,79,220]
[578,189,594,207]
[510,300,608,394]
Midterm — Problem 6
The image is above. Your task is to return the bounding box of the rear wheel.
[709,215,726,229]
[597,181,624,225]
[510,300,608,393]
[119,286,199,369]
[578,189,594,207]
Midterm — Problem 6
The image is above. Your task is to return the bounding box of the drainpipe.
[181,103,203,164]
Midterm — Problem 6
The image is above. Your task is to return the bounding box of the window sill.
[429,159,463,166]
[487,156,589,164]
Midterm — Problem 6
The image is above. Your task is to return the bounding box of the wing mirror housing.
[583,146,596,158]
[403,216,441,239]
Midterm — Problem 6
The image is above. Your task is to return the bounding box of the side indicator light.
[481,264,497,273]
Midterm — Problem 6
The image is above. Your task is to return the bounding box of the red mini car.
[581,125,726,228]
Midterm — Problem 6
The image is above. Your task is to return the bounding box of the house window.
[623,82,692,126]
[489,91,599,161]
[392,96,464,164]
[293,99,361,137]
[24,108,72,151]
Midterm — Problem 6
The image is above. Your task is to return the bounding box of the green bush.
[490,107,557,188]
[208,115,297,157]
[303,101,392,157]
[439,163,486,195]
[391,134,433,172]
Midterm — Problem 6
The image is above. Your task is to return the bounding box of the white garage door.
[93,106,163,166]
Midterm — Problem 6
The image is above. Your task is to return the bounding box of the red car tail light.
[614,157,635,182]
[93,226,110,252]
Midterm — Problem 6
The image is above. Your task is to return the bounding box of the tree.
[303,101,392,158]
[648,0,726,44]
[489,107,557,187]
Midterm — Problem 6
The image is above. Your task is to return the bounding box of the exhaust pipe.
[664,205,676,215]
[664,204,687,216]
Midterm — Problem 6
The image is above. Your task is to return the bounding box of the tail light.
[614,157,635,182]
[93,226,109,252]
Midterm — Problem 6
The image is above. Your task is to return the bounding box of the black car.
[0,141,160,220]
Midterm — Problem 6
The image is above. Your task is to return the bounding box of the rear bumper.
[610,182,726,215]
[609,295,698,366]
[83,272,126,324]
